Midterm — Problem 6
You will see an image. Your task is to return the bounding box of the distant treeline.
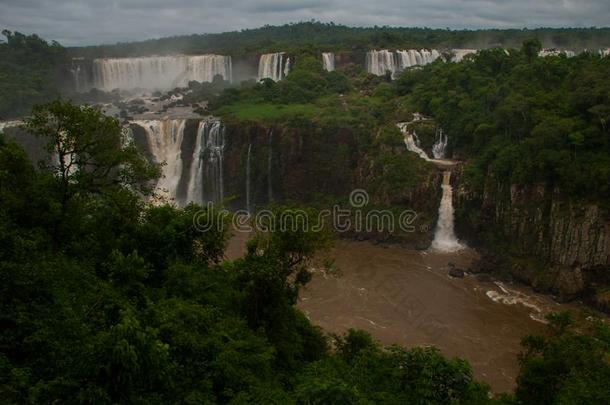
[68,21,610,58]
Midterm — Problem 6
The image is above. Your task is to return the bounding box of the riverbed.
[226,235,574,393]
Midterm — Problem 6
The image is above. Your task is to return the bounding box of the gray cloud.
[0,0,608,46]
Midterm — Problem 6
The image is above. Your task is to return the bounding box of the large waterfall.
[132,118,225,206]
[91,55,232,91]
[366,49,441,78]
[322,52,335,71]
[258,53,290,81]
[431,171,463,252]
[432,128,448,159]
[133,119,187,203]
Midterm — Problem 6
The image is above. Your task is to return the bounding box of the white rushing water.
[397,121,432,160]
[91,55,232,91]
[258,52,290,81]
[322,52,335,71]
[366,49,441,78]
[431,171,463,252]
[204,120,225,205]
[538,49,576,58]
[133,119,187,203]
[432,128,448,159]
[134,118,225,205]
[451,49,478,62]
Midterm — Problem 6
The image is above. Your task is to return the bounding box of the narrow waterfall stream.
[397,120,463,251]
[431,171,463,252]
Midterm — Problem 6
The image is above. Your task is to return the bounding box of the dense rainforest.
[0,30,65,119]
[2,100,610,404]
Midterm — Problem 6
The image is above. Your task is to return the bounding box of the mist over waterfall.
[451,49,477,62]
[258,53,290,81]
[133,119,187,203]
[90,55,232,91]
[322,52,335,71]
[366,49,440,78]
[432,128,448,159]
[431,171,463,252]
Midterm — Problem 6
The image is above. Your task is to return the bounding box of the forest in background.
[68,21,610,57]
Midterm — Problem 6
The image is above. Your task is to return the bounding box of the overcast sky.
[0,0,608,46]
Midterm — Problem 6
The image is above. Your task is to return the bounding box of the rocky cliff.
[454,166,610,308]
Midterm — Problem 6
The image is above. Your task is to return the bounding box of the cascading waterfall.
[431,171,463,252]
[538,49,576,58]
[133,119,187,203]
[432,128,448,159]
[246,143,252,213]
[322,52,335,71]
[91,54,232,91]
[185,120,208,205]
[258,53,290,81]
[366,50,396,76]
[367,49,441,78]
[203,120,225,204]
[397,122,431,161]
[451,49,477,62]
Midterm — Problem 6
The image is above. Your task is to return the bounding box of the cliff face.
[220,121,442,245]
[454,167,610,304]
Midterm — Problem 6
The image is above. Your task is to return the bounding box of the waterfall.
[267,129,273,202]
[185,121,207,204]
[367,49,441,78]
[397,123,431,161]
[91,54,232,92]
[451,49,477,62]
[322,52,335,71]
[203,120,225,204]
[366,50,397,77]
[539,49,576,58]
[431,171,463,252]
[258,53,289,81]
[432,128,448,159]
[133,119,187,203]
[246,143,252,213]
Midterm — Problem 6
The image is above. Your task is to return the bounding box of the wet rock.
[449,268,465,278]
[475,273,493,282]
[553,265,585,300]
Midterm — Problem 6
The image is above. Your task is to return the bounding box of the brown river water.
[226,235,576,393]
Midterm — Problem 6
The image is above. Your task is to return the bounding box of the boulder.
[449,268,465,278]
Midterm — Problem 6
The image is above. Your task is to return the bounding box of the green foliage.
[516,312,610,404]
[0,30,65,119]
[398,43,610,201]
[69,22,610,58]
